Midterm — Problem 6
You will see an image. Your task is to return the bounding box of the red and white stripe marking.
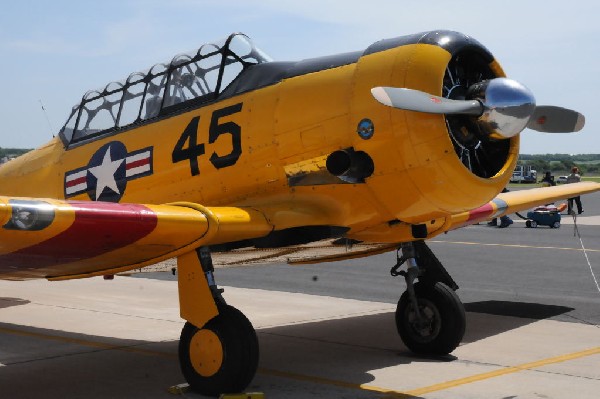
[126,150,151,178]
[65,170,88,196]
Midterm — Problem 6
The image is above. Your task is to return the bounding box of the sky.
[0,0,598,154]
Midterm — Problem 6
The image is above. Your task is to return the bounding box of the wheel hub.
[407,299,441,341]
[189,329,224,377]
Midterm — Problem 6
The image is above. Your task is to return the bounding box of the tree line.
[0,148,32,159]
[519,154,600,175]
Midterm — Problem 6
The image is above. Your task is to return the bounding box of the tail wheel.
[396,282,466,355]
[179,305,259,396]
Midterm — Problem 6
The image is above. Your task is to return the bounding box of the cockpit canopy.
[59,33,271,145]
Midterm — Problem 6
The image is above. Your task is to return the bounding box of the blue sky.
[0,0,598,154]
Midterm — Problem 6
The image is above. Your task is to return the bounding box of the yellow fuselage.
[0,38,518,244]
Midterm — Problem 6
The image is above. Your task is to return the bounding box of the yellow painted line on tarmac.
[2,327,599,397]
[0,326,175,359]
[260,346,600,398]
[405,346,600,396]
[430,240,600,253]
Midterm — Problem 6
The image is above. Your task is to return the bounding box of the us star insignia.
[64,141,153,202]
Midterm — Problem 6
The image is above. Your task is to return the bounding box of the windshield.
[59,33,271,145]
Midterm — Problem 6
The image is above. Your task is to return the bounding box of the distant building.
[0,155,17,165]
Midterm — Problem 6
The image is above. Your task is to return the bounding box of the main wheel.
[179,305,259,396]
[395,282,466,355]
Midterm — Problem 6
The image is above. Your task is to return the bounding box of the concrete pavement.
[1,276,598,398]
[2,191,600,398]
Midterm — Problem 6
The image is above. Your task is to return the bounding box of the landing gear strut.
[391,241,466,355]
[177,247,259,396]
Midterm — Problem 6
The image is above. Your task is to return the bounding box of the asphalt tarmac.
[1,190,599,398]
[149,190,600,327]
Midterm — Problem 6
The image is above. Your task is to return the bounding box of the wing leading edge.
[449,182,600,229]
[0,197,272,280]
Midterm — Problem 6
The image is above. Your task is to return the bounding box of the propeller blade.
[371,87,483,116]
[527,106,585,133]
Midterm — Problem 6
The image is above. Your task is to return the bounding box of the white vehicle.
[511,165,537,183]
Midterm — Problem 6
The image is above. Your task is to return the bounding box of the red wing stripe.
[467,203,494,222]
[0,202,158,272]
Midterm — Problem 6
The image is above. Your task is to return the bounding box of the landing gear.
[179,305,259,396]
[176,247,259,396]
[391,241,466,355]
[396,281,465,354]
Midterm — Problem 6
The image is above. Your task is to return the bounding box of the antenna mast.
[39,100,55,138]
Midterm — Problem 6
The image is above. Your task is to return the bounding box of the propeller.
[371,77,585,139]
[371,87,483,116]
[527,106,585,133]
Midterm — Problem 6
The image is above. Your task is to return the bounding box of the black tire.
[525,220,531,228]
[179,305,259,396]
[531,220,538,228]
[395,282,466,355]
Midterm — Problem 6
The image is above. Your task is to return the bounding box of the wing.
[449,182,600,229]
[0,196,272,280]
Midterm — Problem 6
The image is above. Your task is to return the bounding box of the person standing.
[487,188,513,228]
[566,166,583,214]
[541,171,556,186]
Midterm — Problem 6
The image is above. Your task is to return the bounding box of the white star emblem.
[88,147,124,200]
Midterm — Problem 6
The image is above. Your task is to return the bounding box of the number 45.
[172,103,243,176]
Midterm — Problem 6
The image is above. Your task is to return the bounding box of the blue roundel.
[86,141,128,202]
[357,118,374,139]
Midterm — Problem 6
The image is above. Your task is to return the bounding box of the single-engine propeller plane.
[1,30,598,396]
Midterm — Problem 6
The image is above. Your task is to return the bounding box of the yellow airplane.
[0,30,598,396]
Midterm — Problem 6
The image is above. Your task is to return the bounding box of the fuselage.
[0,31,518,245]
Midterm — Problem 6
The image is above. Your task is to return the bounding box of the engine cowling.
[350,31,518,224]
